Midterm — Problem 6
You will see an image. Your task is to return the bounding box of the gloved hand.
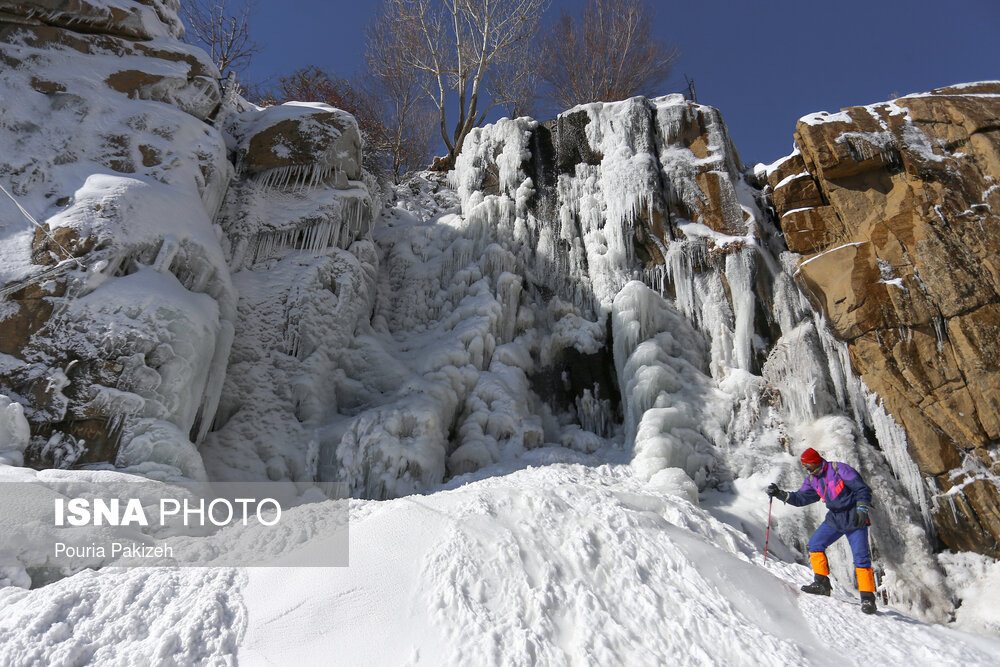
[767,483,788,502]
[853,502,872,528]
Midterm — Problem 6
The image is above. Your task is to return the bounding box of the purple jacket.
[786,461,872,531]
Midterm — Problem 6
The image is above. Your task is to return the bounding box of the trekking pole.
[868,528,886,603]
[764,496,773,564]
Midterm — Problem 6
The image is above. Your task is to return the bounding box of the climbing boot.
[861,591,877,615]
[800,574,832,596]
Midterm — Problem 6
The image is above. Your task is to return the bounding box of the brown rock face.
[232,104,363,185]
[0,18,221,123]
[0,0,183,41]
[771,83,1000,556]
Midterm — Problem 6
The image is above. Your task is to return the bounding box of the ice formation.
[176,91,962,618]
[0,394,30,466]
[399,94,953,619]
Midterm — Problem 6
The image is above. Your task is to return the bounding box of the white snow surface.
[3,455,999,665]
[237,458,1000,667]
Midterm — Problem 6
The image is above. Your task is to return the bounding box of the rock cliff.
[766,83,1000,556]
[0,0,234,478]
[446,96,954,613]
[0,0,373,479]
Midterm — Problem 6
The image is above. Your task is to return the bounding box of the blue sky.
[243,0,999,165]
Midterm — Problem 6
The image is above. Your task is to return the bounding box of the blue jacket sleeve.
[786,478,820,507]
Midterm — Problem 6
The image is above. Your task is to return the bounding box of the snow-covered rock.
[0,0,233,479]
[230,101,363,185]
[426,94,957,620]
[766,83,1000,557]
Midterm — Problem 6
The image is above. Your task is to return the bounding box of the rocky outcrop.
[0,1,219,123]
[231,102,363,185]
[455,95,759,313]
[0,0,376,482]
[220,101,372,271]
[0,0,184,42]
[768,83,1000,556]
[0,0,233,477]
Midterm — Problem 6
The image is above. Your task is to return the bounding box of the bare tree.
[365,9,438,182]
[487,37,538,119]
[266,66,362,112]
[364,82,439,183]
[538,0,679,112]
[181,0,262,80]
[371,0,549,169]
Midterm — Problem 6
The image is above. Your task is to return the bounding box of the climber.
[767,447,878,615]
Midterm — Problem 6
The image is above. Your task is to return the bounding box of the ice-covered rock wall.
[0,0,387,486]
[323,175,552,498]
[438,95,952,620]
[764,83,1000,558]
[0,0,235,479]
[200,101,377,482]
[0,2,381,488]
[450,96,785,481]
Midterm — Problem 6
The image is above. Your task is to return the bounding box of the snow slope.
[0,566,246,665]
[9,451,996,666]
[235,455,1000,667]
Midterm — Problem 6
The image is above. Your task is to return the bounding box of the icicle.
[724,249,756,372]
[251,163,337,192]
[496,272,521,343]
[247,234,260,264]
[335,218,345,249]
[642,264,667,296]
[303,224,314,252]
[312,223,322,251]
[932,315,946,354]
[313,221,326,253]
[481,244,516,280]
[192,263,214,293]
[575,386,614,437]
[865,391,934,530]
[665,240,699,324]
[810,312,851,417]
